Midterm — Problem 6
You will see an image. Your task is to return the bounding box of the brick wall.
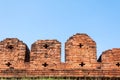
[0,38,29,70]
[30,40,61,70]
[0,33,120,77]
[98,48,120,70]
[65,33,97,69]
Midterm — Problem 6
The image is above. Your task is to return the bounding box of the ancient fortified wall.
[0,33,120,77]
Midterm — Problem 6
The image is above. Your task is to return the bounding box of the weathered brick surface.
[98,48,120,70]
[30,40,61,70]
[0,38,29,70]
[65,33,97,69]
[0,33,120,77]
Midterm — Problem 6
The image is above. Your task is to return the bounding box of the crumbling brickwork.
[0,33,120,77]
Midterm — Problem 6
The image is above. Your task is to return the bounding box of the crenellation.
[65,33,97,69]
[98,48,120,70]
[0,38,29,70]
[0,33,120,77]
[30,40,61,70]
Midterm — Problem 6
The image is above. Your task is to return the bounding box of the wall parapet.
[0,33,120,77]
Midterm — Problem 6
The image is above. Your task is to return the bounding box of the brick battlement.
[0,33,120,77]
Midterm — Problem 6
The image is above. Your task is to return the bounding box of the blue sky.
[0,0,120,61]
